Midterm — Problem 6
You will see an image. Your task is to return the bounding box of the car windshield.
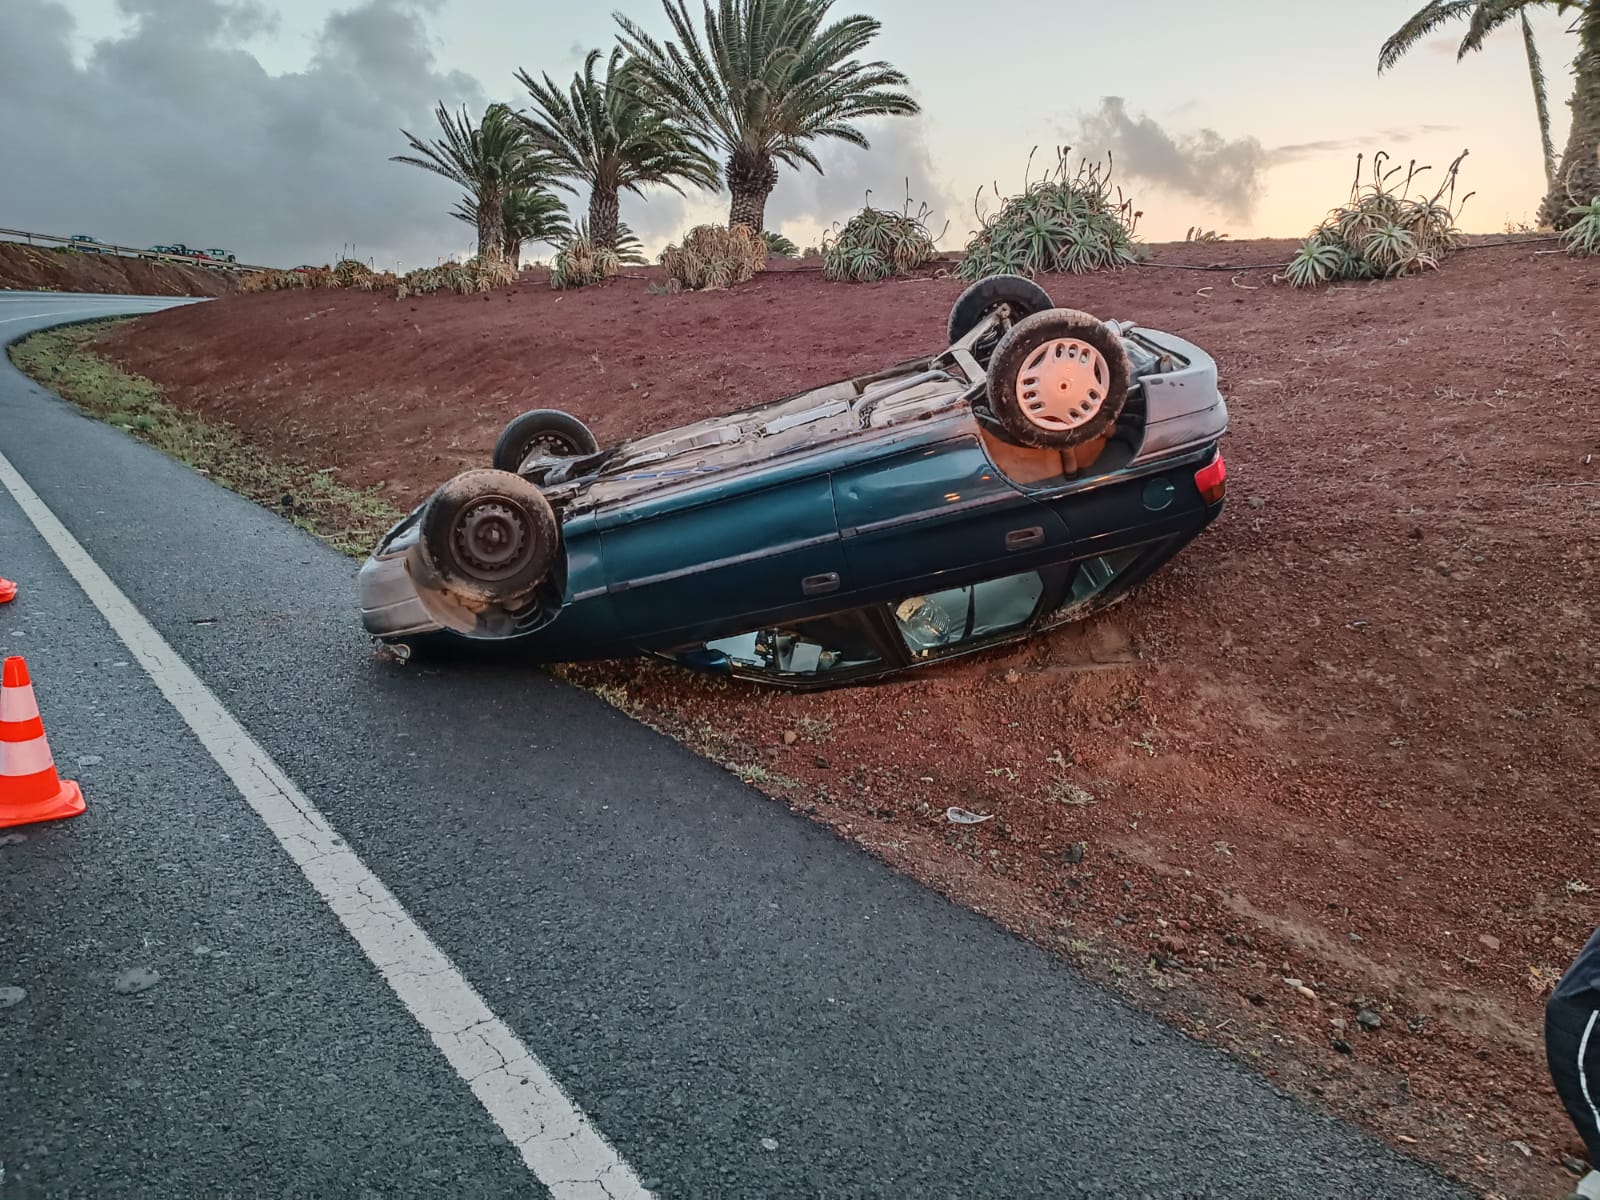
[704,610,884,679]
[891,571,1045,658]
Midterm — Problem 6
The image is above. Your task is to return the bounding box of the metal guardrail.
[0,227,275,274]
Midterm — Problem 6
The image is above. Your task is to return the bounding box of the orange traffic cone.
[0,655,85,829]
[0,577,16,604]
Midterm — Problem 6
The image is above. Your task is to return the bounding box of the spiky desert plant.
[659,223,767,291]
[332,258,375,287]
[393,102,542,267]
[1562,195,1600,254]
[551,226,622,290]
[615,0,920,233]
[821,192,944,281]
[1284,151,1473,287]
[1185,226,1228,242]
[764,231,800,258]
[957,148,1141,280]
[515,47,718,250]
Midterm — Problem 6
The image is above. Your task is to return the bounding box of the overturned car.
[358,274,1228,688]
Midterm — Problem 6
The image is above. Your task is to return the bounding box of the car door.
[830,435,1068,595]
[598,473,846,643]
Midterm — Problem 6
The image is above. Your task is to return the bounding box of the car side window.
[703,611,885,678]
[891,571,1045,658]
[1044,548,1148,623]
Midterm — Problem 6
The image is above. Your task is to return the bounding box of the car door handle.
[802,572,841,596]
[1005,526,1045,551]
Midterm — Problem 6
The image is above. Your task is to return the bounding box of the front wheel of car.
[492,409,599,473]
[984,309,1131,449]
[418,468,560,608]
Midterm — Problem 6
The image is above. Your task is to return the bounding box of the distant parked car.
[68,234,104,253]
[204,248,236,263]
[358,275,1230,688]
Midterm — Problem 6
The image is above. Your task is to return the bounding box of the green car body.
[359,310,1229,689]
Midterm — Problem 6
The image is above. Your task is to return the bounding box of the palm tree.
[1380,1,1600,228]
[453,188,571,269]
[393,102,536,266]
[515,48,719,250]
[615,0,920,234]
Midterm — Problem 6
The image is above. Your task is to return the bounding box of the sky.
[0,0,1583,268]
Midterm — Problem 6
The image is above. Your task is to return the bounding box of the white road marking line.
[0,446,655,1200]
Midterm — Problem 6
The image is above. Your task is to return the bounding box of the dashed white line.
[0,444,655,1200]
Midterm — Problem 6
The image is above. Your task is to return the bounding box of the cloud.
[1069,98,1465,223]
[1073,97,1268,222]
[1270,125,1461,165]
[0,0,486,268]
[763,114,964,247]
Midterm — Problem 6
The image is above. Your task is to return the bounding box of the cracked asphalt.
[0,292,1468,1199]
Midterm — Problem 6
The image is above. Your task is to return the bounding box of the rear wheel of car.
[985,309,1130,449]
[418,469,559,608]
[492,409,599,473]
[946,274,1054,357]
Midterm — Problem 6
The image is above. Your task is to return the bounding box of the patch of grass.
[7,321,401,556]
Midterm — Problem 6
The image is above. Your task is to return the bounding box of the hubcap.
[1015,337,1110,432]
[453,499,531,580]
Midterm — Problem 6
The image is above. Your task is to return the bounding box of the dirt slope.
[0,241,238,296]
[91,239,1600,1199]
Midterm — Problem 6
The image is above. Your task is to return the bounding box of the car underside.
[358,275,1229,688]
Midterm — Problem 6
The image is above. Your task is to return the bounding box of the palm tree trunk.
[726,152,779,233]
[476,190,507,266]
[1538,15,1600,229]
[1521,12,1558,189]
[588,188,621,249]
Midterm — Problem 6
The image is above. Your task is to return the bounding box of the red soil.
[0,240,237,297]
[93,238,1600,1199]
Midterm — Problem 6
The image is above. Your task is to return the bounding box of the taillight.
[1195,454,1226,505]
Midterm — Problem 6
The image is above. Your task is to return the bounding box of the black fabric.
[1547,992,1600,1166]
[1556,926,1600,1005]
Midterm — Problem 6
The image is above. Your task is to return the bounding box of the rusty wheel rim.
[1015,337,1110,432]
[518,432,579,470]
[453,498,531,581]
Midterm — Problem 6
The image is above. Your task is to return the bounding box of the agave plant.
[659,224,767,291]
[820,193,944,281]
[1284,150,1473,288]
[1563,195,1600,255]
[957,148,1141,281]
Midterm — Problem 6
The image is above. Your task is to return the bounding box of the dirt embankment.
[90,238,1600,1199]
[0,240,239,297]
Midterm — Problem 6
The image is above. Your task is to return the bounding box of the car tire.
[492,409,600,473]
[418,468,560,608]
[985,309,1130,449]
[946,274,1054,350]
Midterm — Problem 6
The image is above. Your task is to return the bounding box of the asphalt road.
[0,291,1468,1199]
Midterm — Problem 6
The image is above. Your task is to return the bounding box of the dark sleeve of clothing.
[1556,926,1600,1004]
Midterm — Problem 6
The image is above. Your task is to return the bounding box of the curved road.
[0,290,1465,1198]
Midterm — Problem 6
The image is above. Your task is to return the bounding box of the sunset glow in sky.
[4,0,1583,264]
